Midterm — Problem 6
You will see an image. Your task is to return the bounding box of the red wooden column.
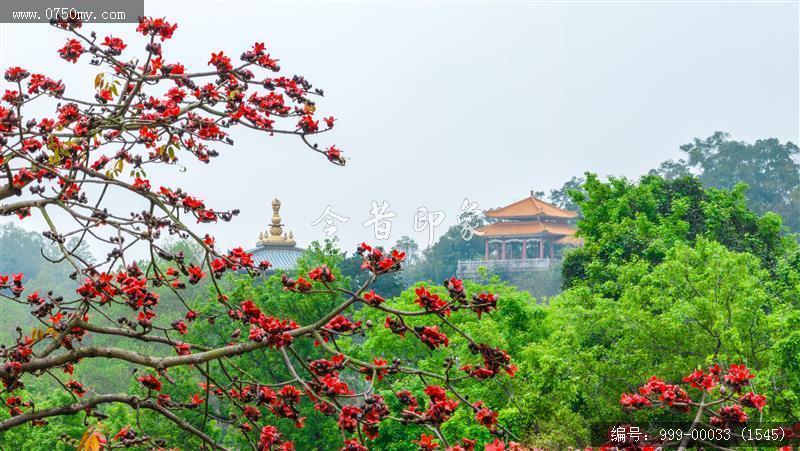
[549,241,554,258]
[484,240,489,260]
[538,239,544,259]
[501,240,506,260]
[522,239,527,259]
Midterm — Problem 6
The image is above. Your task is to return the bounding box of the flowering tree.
[617,363,777,450]
[0,17,520,450]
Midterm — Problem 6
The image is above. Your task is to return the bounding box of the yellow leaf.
[77,425,106,451]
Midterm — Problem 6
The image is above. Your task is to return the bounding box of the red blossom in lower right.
[618,363,768,448]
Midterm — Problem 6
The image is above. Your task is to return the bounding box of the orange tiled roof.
[486,195,578,219]
[476,221,577,238]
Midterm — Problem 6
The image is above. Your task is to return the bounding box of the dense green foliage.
[403,224,485,285]
[548,176,585,212]
[562,173,793,292]
[527,239,799,447]
[349,278,545,449]
[537,171,800,447]
[654,132,800,232]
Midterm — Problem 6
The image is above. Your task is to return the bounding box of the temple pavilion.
[457,192,581,278]
[248,198,304,273]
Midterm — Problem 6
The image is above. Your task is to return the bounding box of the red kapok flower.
[620,393,651,410]
[724,364,755,392]
[101,36,127,55]
[138,374,162,391]
[58,39,84,63]
[413,434,440,451]
[740,391,767,411]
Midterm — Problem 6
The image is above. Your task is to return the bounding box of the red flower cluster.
[76,272,118,305]
[638,376,691,412]
[5,395,24,417]
[208,51,232,72]
[362,290,385,307]
[337,405,362,433]
[132,177,151,191]
[739,391,767,410]
[341,439,368,451]
[620,393,651,410]
[417,325,449,350]
[174,343,191,356]
[137,374,162,391]
[309,354,346,376]
[712,404,749,427]
[621,363,768,439]
[66,379,86,397]
[101,36,126,55]
[384,316,407,336]
[461,343,516,380]
[471,292,498,318]
[136,17,178,41]
[360,358,388,381]
[241,42,280,71]
[258,424,293,450]
[0,273,25,297]
[187,265,205,284]
[319,373,351,396]
[356,243,405,274]
[396,390,419,410]
[324,315,362,334]
[723,363,755,392]
[309,265,335,283]
[400,385,459,427]
[472,401,499,430]
[444,276,466,301]
[682,367,718,391]
[414,434,439,451]
[325,145,345,165]
[270,386,305,428]
[57,39,84,63]
[27,73,64,96]
[414,286,451,316]
[4,67,29,82]
[240,300,298,348]
[297,114,319,133]
[281,274,313,293]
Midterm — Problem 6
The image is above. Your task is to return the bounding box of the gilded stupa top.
[256,198,297,247]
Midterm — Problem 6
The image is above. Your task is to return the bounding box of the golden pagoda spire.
[257,198,296,246]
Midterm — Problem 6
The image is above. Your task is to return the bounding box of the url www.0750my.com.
[11,8,127,22]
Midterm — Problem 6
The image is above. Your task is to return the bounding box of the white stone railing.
[457,258,555,278]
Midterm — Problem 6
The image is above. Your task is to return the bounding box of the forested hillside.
[2,165,797,449]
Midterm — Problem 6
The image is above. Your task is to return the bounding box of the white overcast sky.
[0,1,797,254]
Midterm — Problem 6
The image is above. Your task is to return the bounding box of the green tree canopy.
[654,132,800,232]
[563,173,794,294]
[525,239,798,447]
[404,224,485,285]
